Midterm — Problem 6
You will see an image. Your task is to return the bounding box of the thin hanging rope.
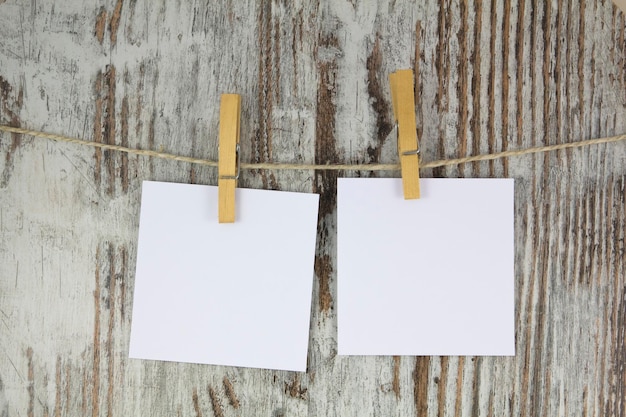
[0,125,624,171]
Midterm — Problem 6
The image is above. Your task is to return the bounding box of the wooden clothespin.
[218,94,241,223]
[389,69,420,199]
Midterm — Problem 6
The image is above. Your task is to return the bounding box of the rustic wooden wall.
[1,1,625,416]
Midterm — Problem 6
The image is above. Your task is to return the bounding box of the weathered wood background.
[1,1,625,416]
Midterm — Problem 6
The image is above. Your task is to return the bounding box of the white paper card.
[129,181,319,372]
[338,178,514,356]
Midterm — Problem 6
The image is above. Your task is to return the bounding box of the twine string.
[0,125,624,171]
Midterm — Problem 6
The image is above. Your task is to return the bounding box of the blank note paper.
[129,181,319,372]
[338,178,514,356]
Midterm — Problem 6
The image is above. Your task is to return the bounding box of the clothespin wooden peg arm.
[218,94,241,223]
[389,70,420,199]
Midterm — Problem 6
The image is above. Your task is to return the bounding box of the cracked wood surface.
[0,1,625,416]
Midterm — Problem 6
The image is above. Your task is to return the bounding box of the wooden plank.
[0,1,624,416]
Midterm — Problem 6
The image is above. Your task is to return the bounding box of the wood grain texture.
[0,1,624,416]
